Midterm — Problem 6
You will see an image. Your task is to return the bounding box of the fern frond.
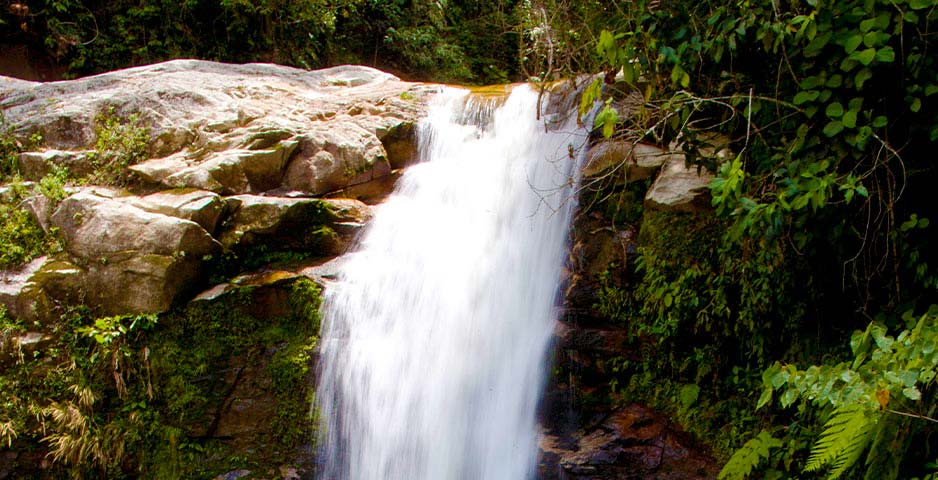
[804,404,879,479]
[718,431,782,480]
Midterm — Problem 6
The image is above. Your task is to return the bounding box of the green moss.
[87,109,150,186]
[0,182,63,270]
[0,112,43,182]
[588,205,815,459]
[141,278,322,476]
[0,278,322,478]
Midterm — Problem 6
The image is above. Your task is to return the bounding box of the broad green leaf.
[799,76,820,89]
[855,68,873,89]
[840,55,859,71]
[842,110,857,128]
[621,62,636,84]
[823,120,845,137]
[794,90,820,105]
[804,32,831,56]
[910,0,933,10]
[876,46,895,63]
[910,97,922,112]
[844,34,863,53]
[874,12,891,30]
[593,104,619,139]
[772,369,790,388]
[853,48,876,66]
[826,75,843,88]
[859,18,876,32]
[863,31,890,47]
[597,29,615,57]
[757,388,773,409]
[902,386,922,400]
[825,102,844,118]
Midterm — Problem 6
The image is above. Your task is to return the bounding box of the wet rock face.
[538,135,720,479]
[539,405,716,480]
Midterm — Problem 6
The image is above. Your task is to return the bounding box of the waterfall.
[316,85,590,480]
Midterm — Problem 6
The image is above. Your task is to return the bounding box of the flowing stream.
[316,85,590,480]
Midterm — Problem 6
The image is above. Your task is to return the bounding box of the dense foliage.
[3,0,938,477]
[0,279,322,477]
[574,0,938,478]
[0,0,526,83]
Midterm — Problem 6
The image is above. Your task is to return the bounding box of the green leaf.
[594,104,619,139]
[844,34,863,53]
[863,31,890,48]
[757,388,773,409]
[679,384,700,408]
[853,48,876,66]
[872,115,888,128]
[875,46,895,63]
[874,12,891,30]
[804,405,877,477]
[826,75,843,88]
[902,386,922,400]
[859,18,876,32]
[825,102,844,118]
[719,432,782,480]
[824,121,845,137]
[621,62,636,84]
[804,32,831,56]
[794,90,820,105]
[800,76,820,89]
[842,110,857,128]
[910,0,933,10]
[840,57,859,72]
[926,84,938,97]
[910,97,922,112]
[855,68,873,89]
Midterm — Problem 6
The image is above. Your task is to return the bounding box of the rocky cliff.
[0,60,432,478]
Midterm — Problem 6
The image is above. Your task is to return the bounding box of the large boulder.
[1,60,434,196]
[219,194,369,254]
[51,188,219,260]
[643,154,714,212]
[539,404,717,479]
[582,142,678,183]
[126,188,227,234]
[47,188,221,314]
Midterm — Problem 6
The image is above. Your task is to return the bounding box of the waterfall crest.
[316,85,590,480]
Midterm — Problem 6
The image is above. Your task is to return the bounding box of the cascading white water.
[316,85,590,480]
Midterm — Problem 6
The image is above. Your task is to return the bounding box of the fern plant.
[744,307,938,479]
[803,405,878,479]
[718,431,782,480]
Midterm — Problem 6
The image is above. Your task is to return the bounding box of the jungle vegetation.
[1,0,937,478]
